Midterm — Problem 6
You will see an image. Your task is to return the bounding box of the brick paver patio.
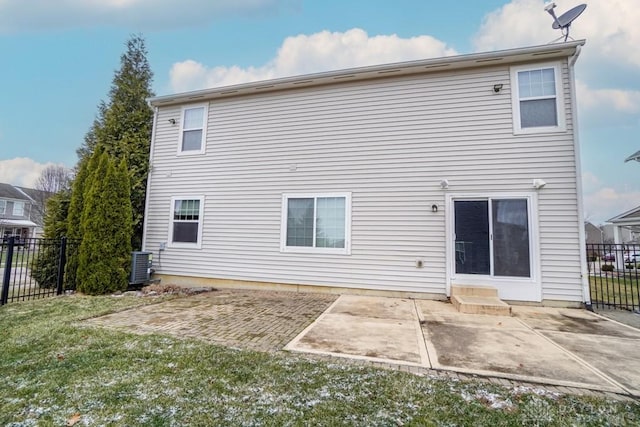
[84,289,338,352]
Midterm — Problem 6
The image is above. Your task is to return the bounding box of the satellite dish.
[544,2,587,42]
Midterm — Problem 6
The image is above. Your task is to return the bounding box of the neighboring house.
[0,183,45,240]
[143,40,588,306]
[601,224,632,244]
[584,221,603,245]
[607,206,640,244]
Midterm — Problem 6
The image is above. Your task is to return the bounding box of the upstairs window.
[169,196,204,248]
[281,193,351,254]
[0,200,5,215]
[511,63,565,134]
[13,201,25,216]
[179,104,208,154]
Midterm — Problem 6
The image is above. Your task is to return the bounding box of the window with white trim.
[281,193,351,254]
[169,196,204,247]
[179,104,208,154]
[0,200,5,215]
[13,201,25,216]
[510,63,565,134]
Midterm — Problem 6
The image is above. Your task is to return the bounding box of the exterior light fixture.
[493,84,503,93]
[533,179,547,189]
[168,118,176,125]
[432,204,438,213]
[440,179,449,189]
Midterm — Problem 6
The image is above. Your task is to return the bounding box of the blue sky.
[0,0,638,224]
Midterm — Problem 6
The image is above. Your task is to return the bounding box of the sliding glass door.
[454,198,531,278]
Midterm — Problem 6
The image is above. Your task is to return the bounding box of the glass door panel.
[492,199,530,277]
[454,200,490,275]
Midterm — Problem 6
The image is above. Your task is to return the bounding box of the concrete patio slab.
[513,306,640,395]
[513,306,640,339]
[285,296,430,366]
[416,300,621,390]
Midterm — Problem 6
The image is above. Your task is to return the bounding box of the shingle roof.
[0,183,31,201]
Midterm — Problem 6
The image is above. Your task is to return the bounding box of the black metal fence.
[0,236,79,306]
[587,243,640,312]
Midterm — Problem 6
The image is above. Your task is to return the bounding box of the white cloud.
[0,158,60,188]
[169,28,457,92]
[0,0,290,32]
[474,0,640,68]
[584,186,640,224]
[576,80,640,127]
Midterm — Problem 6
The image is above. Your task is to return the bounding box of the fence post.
[56,237,67,296]
[1,236,15,305]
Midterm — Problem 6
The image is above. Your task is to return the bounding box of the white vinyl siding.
[145,58,582,302]
[511,62,566,134]
[178,104,208,155]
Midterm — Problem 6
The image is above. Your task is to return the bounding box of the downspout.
[141,103,158,253]
[568,44,591,307]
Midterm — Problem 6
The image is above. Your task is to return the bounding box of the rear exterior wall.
[143,59,583,302]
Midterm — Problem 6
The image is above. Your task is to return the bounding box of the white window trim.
[177,103,208,156]
[510,62,566,135]
[0,200,5,215]
[12,201,25,216]
[280,192,352,255]
[168,195,205,249]
[445,192,542,302]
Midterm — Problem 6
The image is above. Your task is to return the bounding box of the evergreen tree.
[65,147,102,288]
[31,189,71,289]
[76,153,133,295]
[76,34,155,249]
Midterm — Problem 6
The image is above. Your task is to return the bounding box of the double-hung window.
[169,196,204,248]
[281,193,351,254]
[13,201,25,216]
[179,104,208,154]
[511,63,565,133]
[0,200,5,215]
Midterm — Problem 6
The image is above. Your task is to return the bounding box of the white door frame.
[445,192,542,302]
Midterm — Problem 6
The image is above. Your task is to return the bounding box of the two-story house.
[142,40,588,306]
[0,183,43,240]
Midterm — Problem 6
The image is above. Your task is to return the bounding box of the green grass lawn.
[1,296,639,426]
[590,274,640,308]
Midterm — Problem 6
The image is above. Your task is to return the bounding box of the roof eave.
[608,205,640,223]
[149,40,585,107]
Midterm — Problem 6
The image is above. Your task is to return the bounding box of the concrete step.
[451,295,512,316]
[451,285,499,298]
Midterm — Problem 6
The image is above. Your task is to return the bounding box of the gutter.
[567,43,590,305]
[140,105,158,253]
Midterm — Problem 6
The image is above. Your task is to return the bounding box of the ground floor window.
[281,193,351,254]
[454,197,531,278]
[169,196,204,248]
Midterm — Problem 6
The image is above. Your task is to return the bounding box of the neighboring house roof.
[625,150,640,162]
[15,186,48,203]
[608,205,640,235]
[1,219,38,227]
[608,205,640,223]
[0,183,31,201]
[148,40,585,107]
